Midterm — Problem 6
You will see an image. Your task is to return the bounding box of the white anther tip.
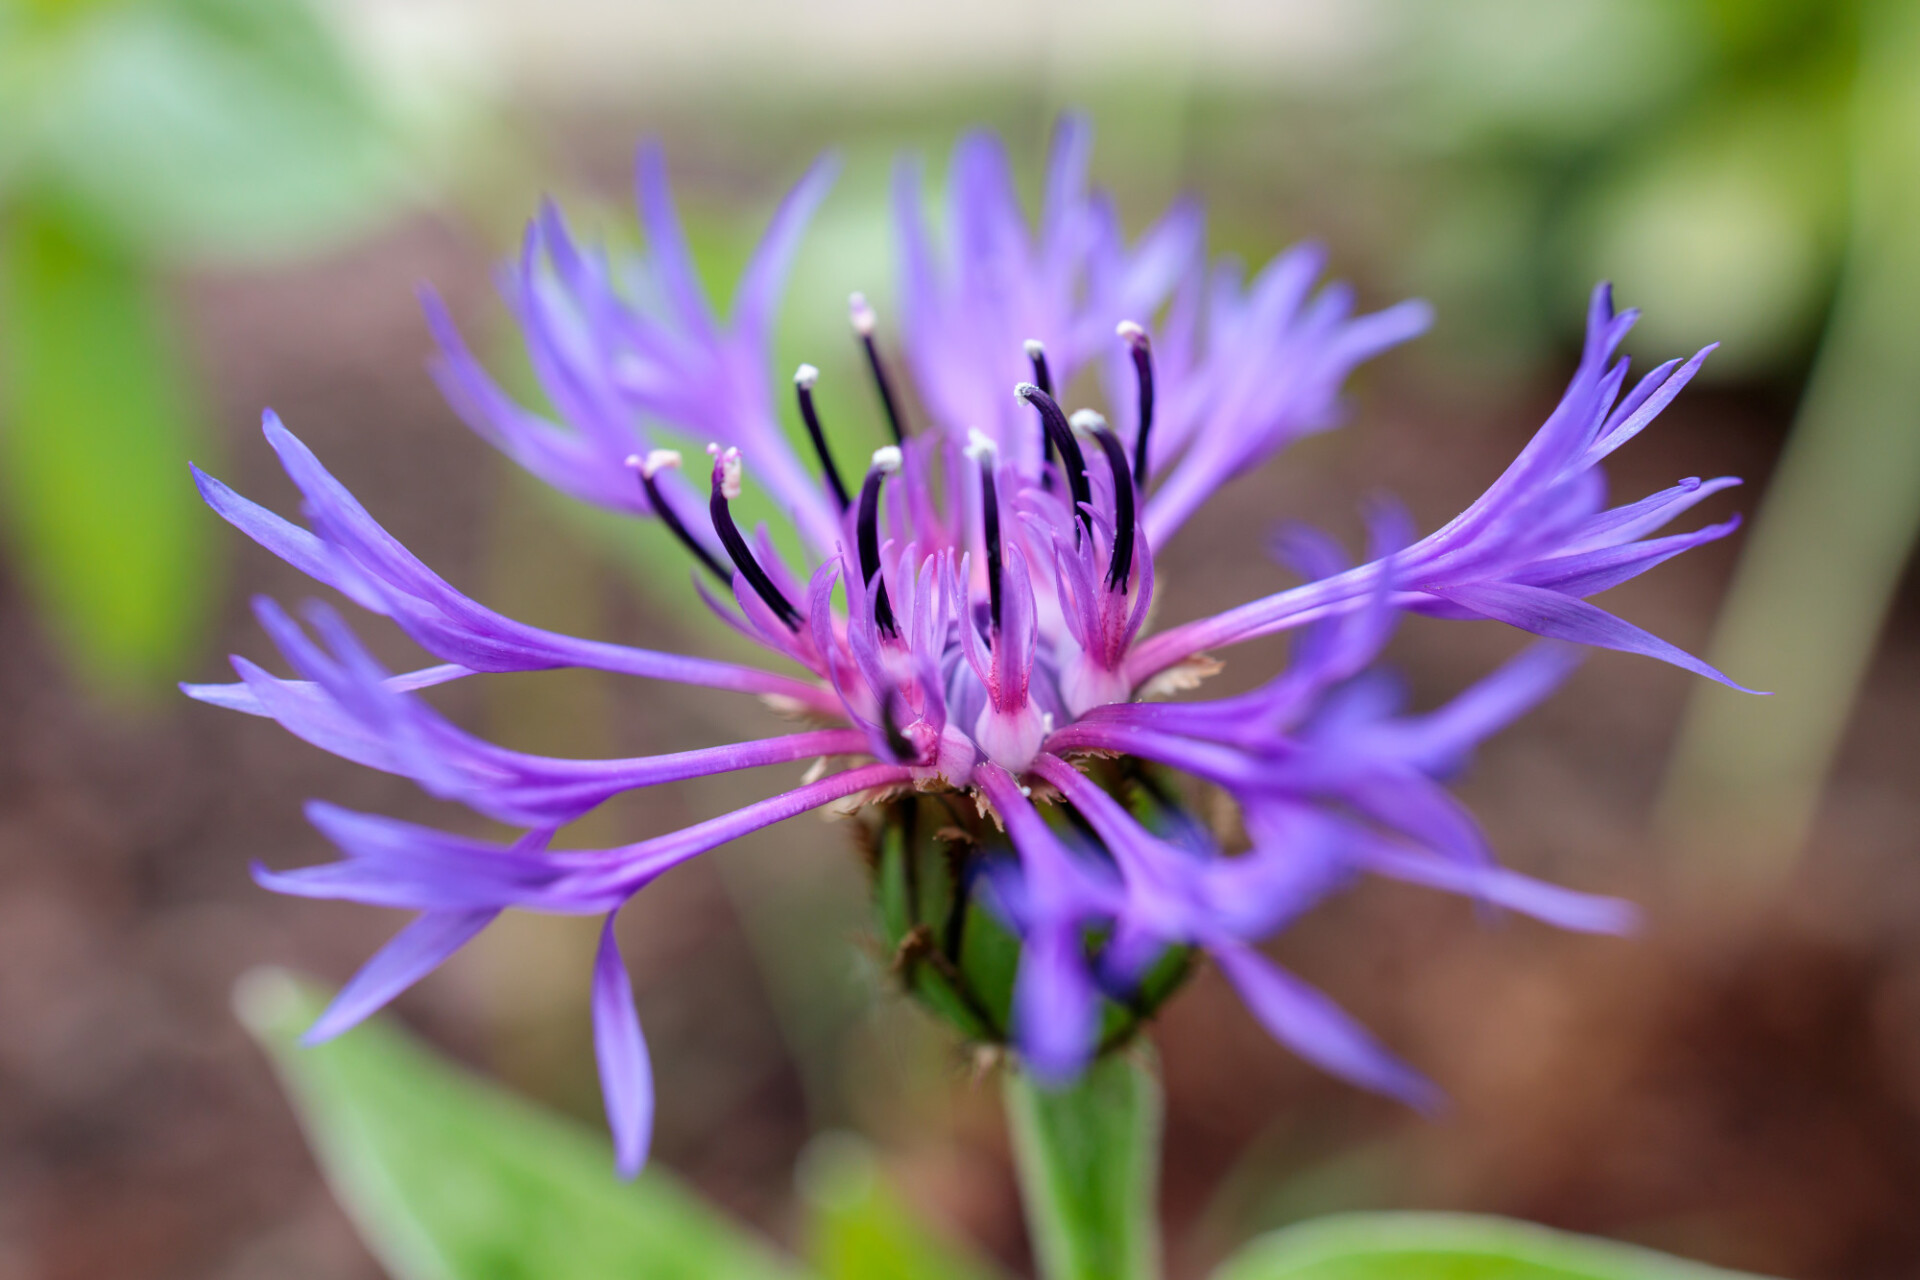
[848,292,876,335]
[1013,381,1041,402]
[1117,320,1148,345]
[1068,409,1108,435]
[870,445,902,474]
[794,363,819,389]
[631,449,682,479]
[963,428,999,464]
[715,447,744,499]
[1023,338,1045,359]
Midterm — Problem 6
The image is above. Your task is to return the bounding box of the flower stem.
[1003,1049,1163,1280]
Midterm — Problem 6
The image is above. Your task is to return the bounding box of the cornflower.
[188,118,1747,1175]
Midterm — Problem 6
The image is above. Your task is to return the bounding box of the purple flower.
[190,118,1746,1174]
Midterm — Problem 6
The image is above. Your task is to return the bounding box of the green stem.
[1003,1050,1163,1280]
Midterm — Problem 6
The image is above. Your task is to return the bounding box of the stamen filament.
[879,689,916,762]
[706,447,802,629]
[1069,410,1137,591]
[966,429,1004,634]
[1118,321,1156,487]
[858,446,903,637]
[1024,339,1058,479]
[1015,383,1094,543]
[851,293,907,444]
[793,364,851,511]
[627,451,729,582]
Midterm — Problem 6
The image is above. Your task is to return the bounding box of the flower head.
[190,118,1746,1174]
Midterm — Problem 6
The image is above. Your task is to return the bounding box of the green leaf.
[798,1133,1011,1280]
[0,197,216,694]
[1211,1212,1780,1280]
[8,0,412,259]
[235,968,807,1280]
[1003,1050,1162,1280]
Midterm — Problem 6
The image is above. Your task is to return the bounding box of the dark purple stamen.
[977,449,1004,634]
[1015,383,1093,543]
[630,454,729,583]
[1119,321,1157,487]
[851,293,907,444]
[1025,339,1058,482]
[794,365,851,511]
[1024,338,1055,400]
[879,689,916,763]
[1076,415,1138,591]
[857,449,900,637]
[708,452,802,629]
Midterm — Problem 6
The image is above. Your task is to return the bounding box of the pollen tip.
[716,448,744,500]
[963,428,999,464]
[633,449,682,479]
[1068,409,1108,435]
[1014,381,1041,403]
[1117,320,1149,347]
[848,292,876,335]
[1023,338,1045,359]
[794,363,819,389]
[870,445,903,474]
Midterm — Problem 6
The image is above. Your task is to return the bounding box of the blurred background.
[3,0,1919,1276]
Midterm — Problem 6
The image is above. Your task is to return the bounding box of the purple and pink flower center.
[629,307,1161,786]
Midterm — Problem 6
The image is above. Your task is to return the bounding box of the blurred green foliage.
[1,0,412,257]
[245,969,1012,1280]
[1393,0,1858,373]
[1661,0,1920,883]
[0,201,210,687]
[1214,1212,1775,1279]
[243,970,1779,1280]
[239,969,806,1280]
[799,1133,1011,1280]
[0,0,416,696]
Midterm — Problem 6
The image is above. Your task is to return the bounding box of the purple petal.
[593,915,655,1178]
[422,290,644,514]
[732,152,839,342]
[1560,475,1742,553]
[1580,343,1716,467]
[1354,841,1640,935]
[1013,923,1100,1087]
[1376,643,1580,773]
[634,142,714,335]
[1513,517,1741,598]
[1328,297,1433,366]
[191,459,382,611]
[182,662,470,718]
[1211,941,1442,1110]
[303,909,497,1044]
[247,417,835,704]
[1427,581,1761,692]
[1039,113,1093,263]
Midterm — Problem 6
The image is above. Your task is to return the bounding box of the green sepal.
[866,771,1200,1061]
